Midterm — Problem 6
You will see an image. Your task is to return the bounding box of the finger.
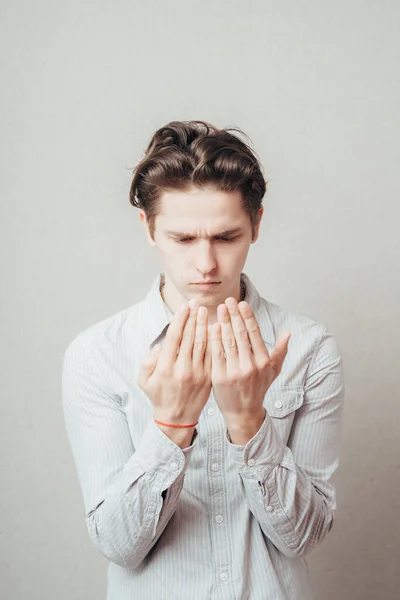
[137,344,162,388]
[209,322,226,379]
[270,331,291,376]
[192,306,208,369]
[224,297,253,368]
[238,301,270,365]
[204,334,212,376]
[176,299,199,368]
[157,304,190,370]
[218,304,239,371]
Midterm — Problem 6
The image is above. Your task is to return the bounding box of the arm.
[62,339,195,570]
[227,328,344,558]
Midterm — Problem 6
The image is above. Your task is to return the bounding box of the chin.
[200,296,220,306]
[182,282,228,306]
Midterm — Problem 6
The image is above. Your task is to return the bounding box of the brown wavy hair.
[129,120,267,238]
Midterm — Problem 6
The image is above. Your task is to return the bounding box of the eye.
[215,236,236,243]
[175,236,237,244]
[176,237,194,243]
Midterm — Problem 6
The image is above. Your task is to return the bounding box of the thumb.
[270,331,291,376]
[137,344,161,388]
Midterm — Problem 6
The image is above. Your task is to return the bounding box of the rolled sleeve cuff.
[122,419,197,488]
[226,413,285,481]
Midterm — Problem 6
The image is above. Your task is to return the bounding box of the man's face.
[140,186,262,308]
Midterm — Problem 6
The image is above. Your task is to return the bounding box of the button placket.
[205,406,233,598]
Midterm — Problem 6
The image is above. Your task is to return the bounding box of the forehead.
[157,186,248,229]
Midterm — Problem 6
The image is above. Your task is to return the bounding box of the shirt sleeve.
[226,327,344,559]
[62,336,196,569]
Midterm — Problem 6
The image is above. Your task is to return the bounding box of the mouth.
[191,281,221,289]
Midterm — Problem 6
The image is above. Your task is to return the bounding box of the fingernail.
[189,298,199,309]
[225,297,236,309]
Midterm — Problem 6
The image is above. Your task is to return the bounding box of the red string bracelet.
[154,418,198,429]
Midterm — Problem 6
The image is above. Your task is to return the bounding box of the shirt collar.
[141,273,172,349]
[241,273,276,350]
[142,272,276,350]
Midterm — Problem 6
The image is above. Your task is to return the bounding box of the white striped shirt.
[62,273,344,600]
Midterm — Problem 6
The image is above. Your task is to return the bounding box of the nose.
[195,240,217,275]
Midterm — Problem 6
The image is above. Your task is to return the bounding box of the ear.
[139,210,156,246]
[251,207,264,243]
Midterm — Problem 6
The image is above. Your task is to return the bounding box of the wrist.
[226,408,266,446]
[154,420,196,449]
[154,417,198,429]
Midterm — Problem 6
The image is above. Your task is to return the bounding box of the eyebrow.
[166,228,244,238]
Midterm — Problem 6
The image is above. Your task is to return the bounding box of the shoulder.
[258,297,342,386]
[63,300,146,364]
[267,297,327,333]
[260,296,329,348]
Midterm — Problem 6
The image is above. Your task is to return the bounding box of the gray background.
[1,1,399,599]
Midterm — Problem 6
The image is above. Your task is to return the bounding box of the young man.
[62,121,344,600]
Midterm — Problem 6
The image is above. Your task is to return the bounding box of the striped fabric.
[62,273,344,600]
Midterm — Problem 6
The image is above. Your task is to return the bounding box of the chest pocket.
[263,387,304,445]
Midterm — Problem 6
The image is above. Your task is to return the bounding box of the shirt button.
[266,505,274,512]
[220,572,228,582]
[247,458,256,467]
[207,408,215,416]
[170,462,179,471]
[215,515,224,523]
[274,400,283,409]
[211,463,219,472]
